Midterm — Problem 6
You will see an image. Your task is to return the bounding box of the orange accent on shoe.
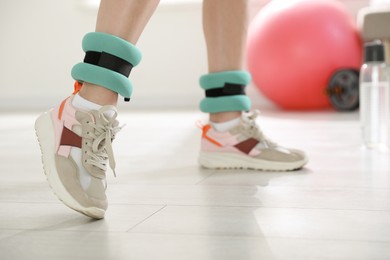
[202,124,222,147]
[73,81,83,94]
[58,97,69,120]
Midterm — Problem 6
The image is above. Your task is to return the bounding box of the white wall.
[0,0,369,111]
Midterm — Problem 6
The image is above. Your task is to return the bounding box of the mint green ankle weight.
[71,32,142,99]
[199,70,252,113]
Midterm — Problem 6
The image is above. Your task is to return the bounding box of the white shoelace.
[84,107,123,177]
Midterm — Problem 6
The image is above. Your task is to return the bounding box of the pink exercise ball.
[246,0,362,110]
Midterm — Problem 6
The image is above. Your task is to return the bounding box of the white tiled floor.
[1,110,390,260]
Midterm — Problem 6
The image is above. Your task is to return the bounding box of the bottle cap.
[364,41,385,62]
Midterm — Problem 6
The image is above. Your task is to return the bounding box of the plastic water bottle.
[360,41,390,150]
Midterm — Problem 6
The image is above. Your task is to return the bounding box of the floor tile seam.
[116,230,390,244]
[195,185,390,191]
[1,201,390,213]
[194,171,217,185]
[1,227,390,245]
[125,205,168,233]
[0,201,166,207]
[0,201,61,204]
[0,227,128,234]
[106,183,390,190]
[115,203,390,213]
[250,185,390,191]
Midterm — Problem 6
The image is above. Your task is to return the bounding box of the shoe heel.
[35,112,56,173]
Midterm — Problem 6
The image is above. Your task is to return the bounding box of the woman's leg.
[35,0,160,219]
[202,0,249,122]
[199,0,308,171]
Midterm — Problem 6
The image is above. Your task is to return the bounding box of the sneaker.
[35,93,121,219]
[198,111,308,171]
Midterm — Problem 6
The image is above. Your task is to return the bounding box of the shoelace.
[84,107,123,177]
[241,110,277,147]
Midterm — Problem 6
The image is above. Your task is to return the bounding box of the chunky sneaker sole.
[198,111,308,171]
[35,111,106,219]
[199,151,307,171]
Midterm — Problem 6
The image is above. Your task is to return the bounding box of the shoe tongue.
[101,108,116,119]
[75,110,93,123]
[99,105,117,120]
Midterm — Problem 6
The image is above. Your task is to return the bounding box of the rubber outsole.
[199,151,308,171]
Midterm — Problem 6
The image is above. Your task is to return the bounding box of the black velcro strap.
[205,83,246,97]
[84,51,133,77]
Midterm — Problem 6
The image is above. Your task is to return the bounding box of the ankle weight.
[199,70,252,113]
[71,32,142,100]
